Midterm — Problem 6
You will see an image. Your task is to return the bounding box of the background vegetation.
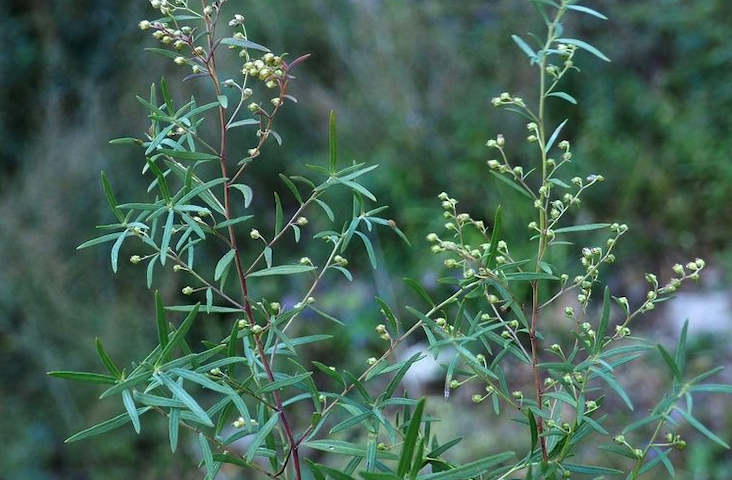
[1,1,731,478]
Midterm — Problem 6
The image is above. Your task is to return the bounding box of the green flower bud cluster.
[491,92,525,108]
[242,53,285,88]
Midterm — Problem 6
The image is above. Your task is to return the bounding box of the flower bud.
[182,286,194,295]
[130,255,142,264]
[250,229,261,239]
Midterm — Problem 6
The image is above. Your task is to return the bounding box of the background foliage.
[1,1,731,478]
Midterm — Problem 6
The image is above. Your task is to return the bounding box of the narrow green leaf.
[279,174,303,204]
[65,407,151,443]
[553,223,610,234]
[160,76,174,114]
[528,409,538,452]
[676,319,689,377]
[220,37,270,52]
[248,265,316,278]
[691,384,732,394]
[77,232,126,250]
[133,391,185,408]
[316,465,358,480]
[157,303,201,363]
[217,94,228,109]
[214,249,236,281]
[384,353,423,401]
[122,390,141,433]
[315,198,335,221]
[555,37,611,62]
[200,433,215,474]
[375,297,400,336]
[145,158,171,202]
[155,290,169,353]
[166,305,239,313]
[216,215,254,229]
[160,208,175,265]
[99,371,152,399]
[546,91,577,104]
[512,34,537,60]
[47,371,116,385]
[657,344,683,381]
[562,463,622,476]
[110,232,128,273]
[398,398,425,477]
[257,372,313,393]
[590,367,633,410]
[355,231,377,269]
[329,110,338,173]
[596,287,611,353]
[302,440,398,460]
[329,411,374,434]
[155,371,214,427]
[417,452,514,480]
[489,170,534,199]
[274,191,283,235]
[677,408,730,448]
[95,338,122,379]
[403,278,435,307]
[246,414,280,462]
[545,119,568,153]
[101,172,124,222]
[228,118,260,129]
[169,407,180,452]
[566,4,608,20]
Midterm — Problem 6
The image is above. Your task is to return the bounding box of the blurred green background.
[2,1,731,478]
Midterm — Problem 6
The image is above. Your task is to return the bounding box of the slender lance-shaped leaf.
[512,34,537,60]
[553,223,610,234]
[95,338,122,379]
[47,371,117,385]
[397,398,425,477]
[248,265,316,278]
[214,249,236,281]
[245,414,280,462]
[566,4,608,20]
[547,91,578,104]
[155,371,213,427]
[101,172,124,222]
[160,208,175,266]
[657,344,683,381]
[595,287,611,353]
[155,290,169,353]
[545,119,568,153]
[329,110,338,173]
[157,303,201,364]
[417,452,515,480]
[168,407,180,452]
[65,407,152,443]
[555,37,611,62]
[122,390,141,433]
[677,408,730,449]
[200,433,215,476]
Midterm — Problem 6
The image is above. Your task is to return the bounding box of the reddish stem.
[203,9,302,479]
